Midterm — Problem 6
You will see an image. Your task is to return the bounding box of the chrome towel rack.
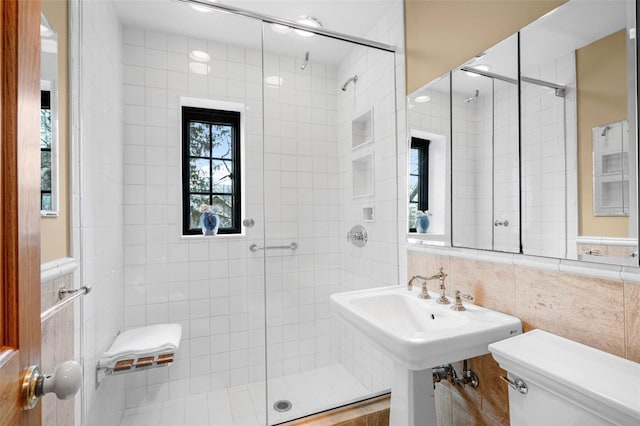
[249,242,297,252]
[41,285,91,322]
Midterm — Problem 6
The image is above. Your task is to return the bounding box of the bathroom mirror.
[520,0,637,264]
[406,0,638,266]
[451,34,520,253]
[40,12,59,217]
[406,73,450,245]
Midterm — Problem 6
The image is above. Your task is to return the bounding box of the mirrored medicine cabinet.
[41,12,59,217]
[407,0,638,267]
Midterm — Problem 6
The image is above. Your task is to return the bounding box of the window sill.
[179,232,246,241]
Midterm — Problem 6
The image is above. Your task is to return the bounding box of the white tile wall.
[119,16,400,408]
[121,22,269,407]
[336,0,402,394]
[452,77,520,252]
[79,1,125,424]
[521,52,577,258]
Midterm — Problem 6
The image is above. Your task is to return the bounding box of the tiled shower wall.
[336,1,403,393]
[79,0,125,424]
[119,23,358,406]
[521,52,577,259]
[261,53,343,379]
[452,80,519,252]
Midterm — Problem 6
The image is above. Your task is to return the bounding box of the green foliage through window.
[182,106,241,235]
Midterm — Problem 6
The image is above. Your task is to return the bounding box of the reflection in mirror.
[451,34,520,253]
[407,74,450,245]
[520,0,637,264]
[593,120,629,216]
[40,12,58,216]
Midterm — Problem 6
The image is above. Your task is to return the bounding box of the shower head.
[465,89,479,103]
[601,125,611,137]
[300,51,309,71]
[341,75,358,91]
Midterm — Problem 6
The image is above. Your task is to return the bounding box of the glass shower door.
[261,21,398,424]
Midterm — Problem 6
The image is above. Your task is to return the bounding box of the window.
[41,90,52,211]
[182,106,241,235]
[409,137,429,232]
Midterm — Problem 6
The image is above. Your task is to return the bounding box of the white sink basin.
[331,285,523,370]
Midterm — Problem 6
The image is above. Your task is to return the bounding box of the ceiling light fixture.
[414,95,431,103]
[294,16,322,37]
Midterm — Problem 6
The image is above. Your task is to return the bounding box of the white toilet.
[489,329,640,426]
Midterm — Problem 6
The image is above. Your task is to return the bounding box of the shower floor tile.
[120,364,371,426]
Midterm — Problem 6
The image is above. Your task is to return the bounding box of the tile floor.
[120,364,371,426]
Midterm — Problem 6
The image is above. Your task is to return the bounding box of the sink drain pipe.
[432,360,479,388]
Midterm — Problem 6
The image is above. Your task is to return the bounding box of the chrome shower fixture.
[601,125,611,137]
[464,89,479,103]
[300,51,309,70]
[341,75,358,91]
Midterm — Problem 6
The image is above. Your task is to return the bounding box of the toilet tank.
[488,329,640,426]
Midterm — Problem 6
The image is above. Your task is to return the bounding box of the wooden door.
[0,0,43,424]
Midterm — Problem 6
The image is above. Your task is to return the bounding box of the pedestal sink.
[330,285,522,426]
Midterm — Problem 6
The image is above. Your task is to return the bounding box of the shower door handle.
[249,242,298,252]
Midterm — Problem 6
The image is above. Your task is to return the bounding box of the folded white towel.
[99,323,182,367]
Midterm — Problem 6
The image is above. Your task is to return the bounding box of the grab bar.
[41,285,91,322]
[249,242,297,252]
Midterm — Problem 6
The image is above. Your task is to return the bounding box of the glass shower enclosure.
[108,1,398,424]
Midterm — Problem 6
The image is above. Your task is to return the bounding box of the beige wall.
[408,250,640,425]
[404,0,565,93]
[577,30,628,237]
[41,0,70,262]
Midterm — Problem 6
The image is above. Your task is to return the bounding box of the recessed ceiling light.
[189,62,211,75]
[294,16,322,37]
[414,95,431,103]
[189,50,211,62]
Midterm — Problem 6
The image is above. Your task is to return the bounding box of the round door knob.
[22,360,82,410]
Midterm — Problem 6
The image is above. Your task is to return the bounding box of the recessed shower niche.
[352,152,375,198]
[352,107,374,149]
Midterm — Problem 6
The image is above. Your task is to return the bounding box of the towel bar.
[41,285,91,323]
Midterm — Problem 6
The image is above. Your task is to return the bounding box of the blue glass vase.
[200,212,219,235]
[416,211,430,233]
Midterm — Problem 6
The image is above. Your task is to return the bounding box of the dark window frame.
[41,90,52,211]
[409,137,430,232]
[181,106,241,235]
